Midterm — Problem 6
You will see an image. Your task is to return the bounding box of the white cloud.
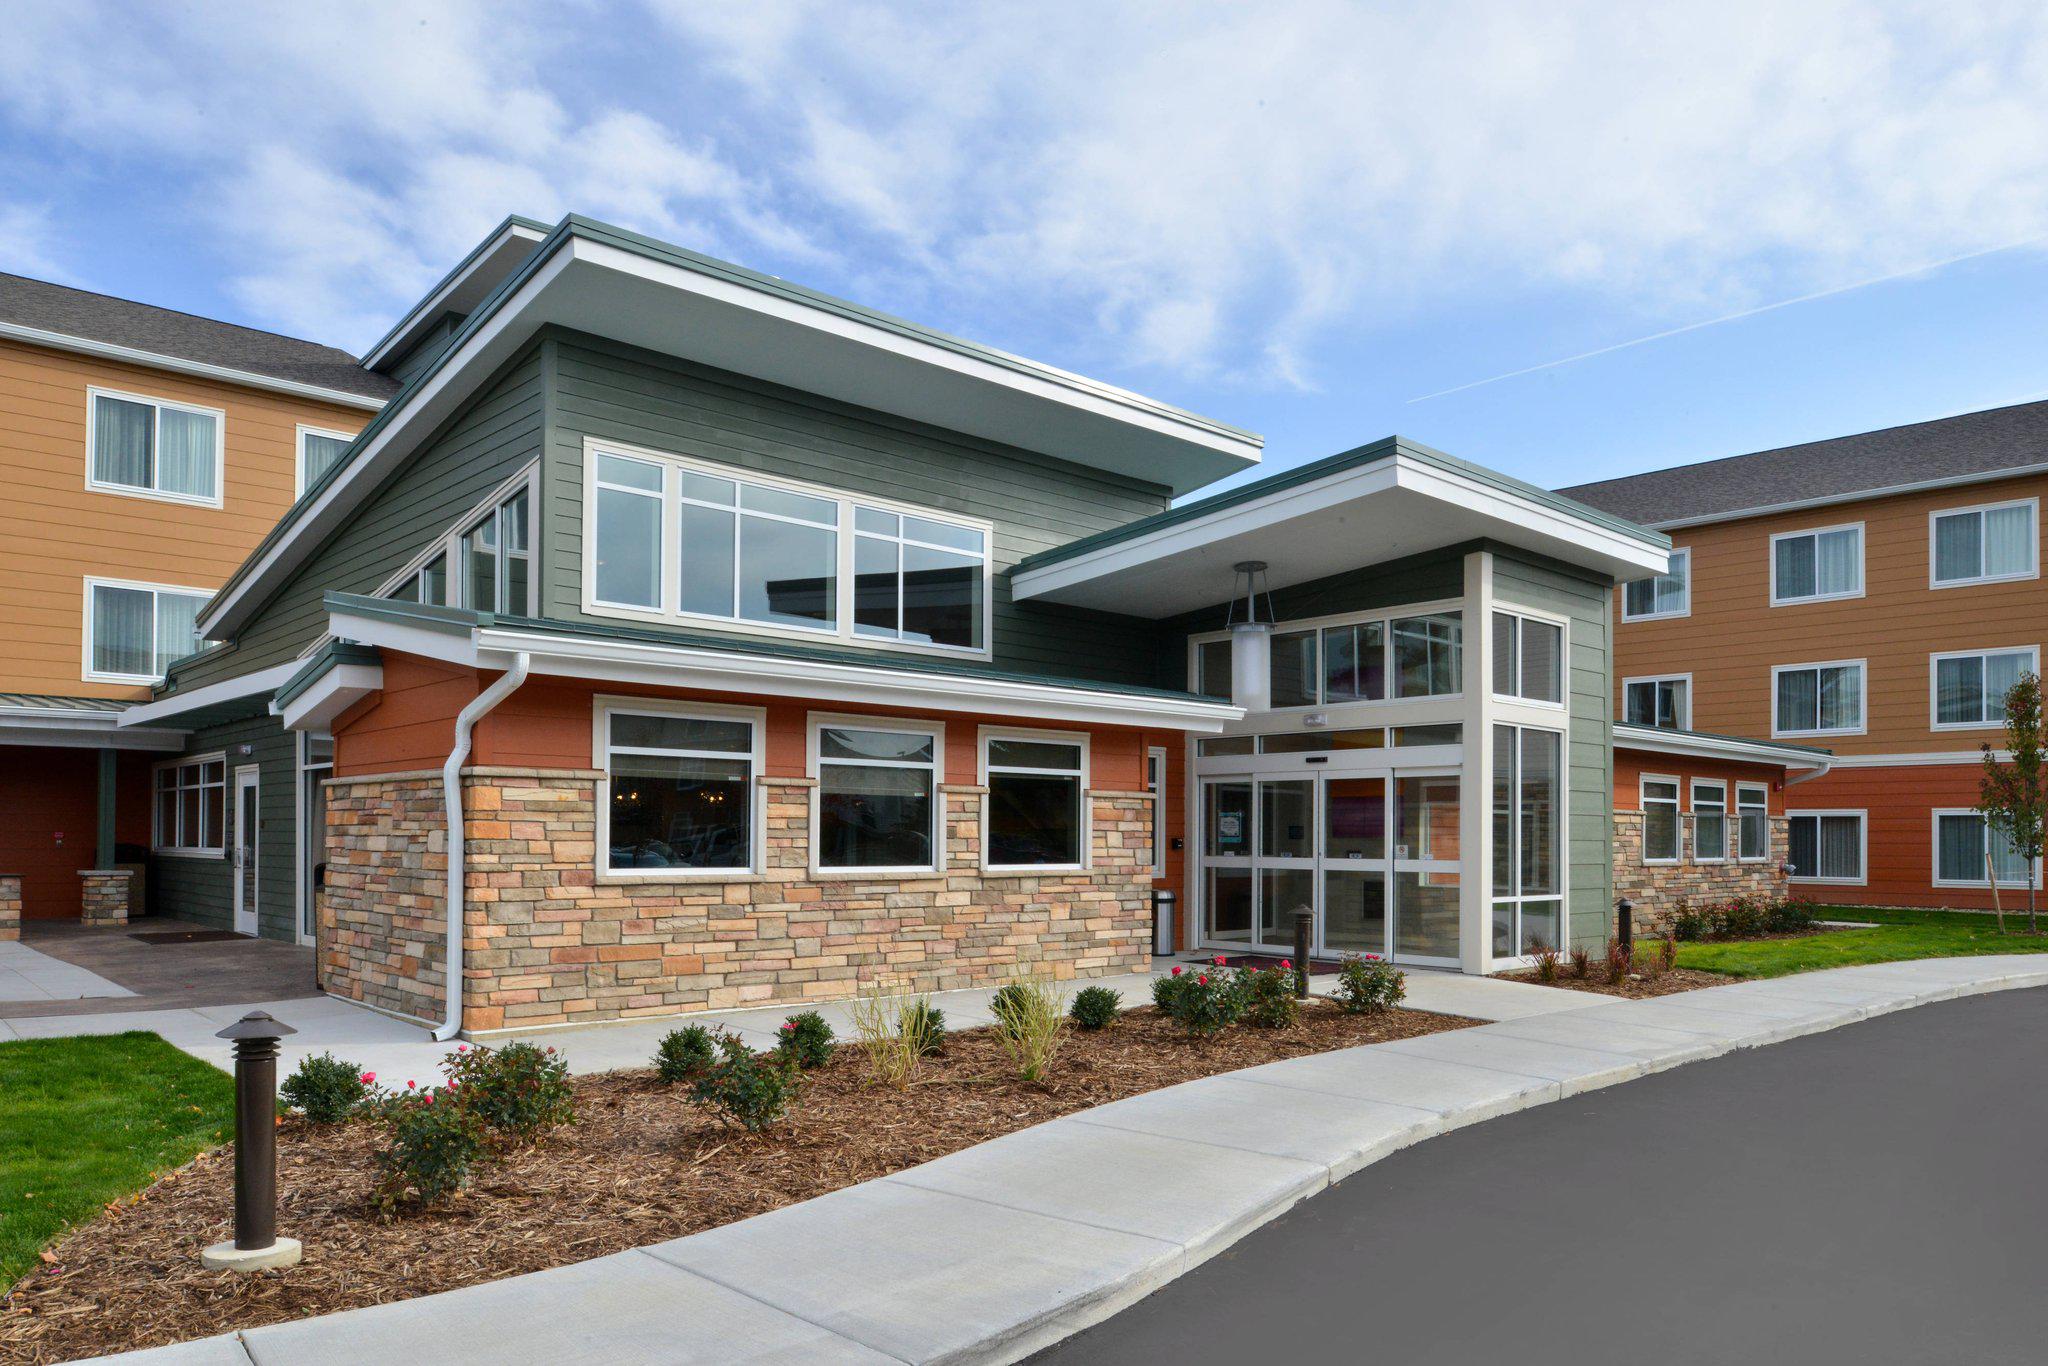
[0,202,74,283]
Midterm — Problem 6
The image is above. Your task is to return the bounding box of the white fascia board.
[1648,461,2048,531]
[275,662,385,733]
[1393,457,1670,578]
[1612,723,1828,770]
[0,320,385,411]
[117,662,303,728]
[0,709,187,750]
[361,220,551,370]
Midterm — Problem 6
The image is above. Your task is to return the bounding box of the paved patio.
[4,919,319,1020]
[0,939,132,1004]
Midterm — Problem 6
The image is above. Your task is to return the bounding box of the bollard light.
[200,1011,302,1272]
[1292,908,1313,998]
[1616,898,1635,955]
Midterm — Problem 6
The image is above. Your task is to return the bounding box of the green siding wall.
[150,710,302,943]
[536,331,1171,688]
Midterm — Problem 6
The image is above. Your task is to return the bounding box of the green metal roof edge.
[273,639,384,710]
[1013,436,1670,576]
[326,591,1217,705]
[358,213,554,365]
[1613,721,1834,758]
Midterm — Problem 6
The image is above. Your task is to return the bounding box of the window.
[586,443,990,654]
[1641,777,1681,863]
[380,471,533,612]
[599,703,759,874]
[297,426,355,494]
[1321,621,1385,701]
[1146,747,1168,876]
[1492,725,1563,957]
[814,721,940,872]
[389,551,449,606]
[1622,548,1689,620]
[983,732,1086,869]
[1392,612,1463,698]
[154,756,225,855]
[86,579,212,682]
[88,389,222,505]
[1932,501,2036,587]
[1692,780,1728,862]
[1491,611,1563,704]
[1932,648,2037,729]
[1771,525,1863,604]
[1787,812,1864,883]
[1269,630,1318,707]
[1194,639,1234,702]
[1623,676,1690,729]
[1259,728,1384,753]
[1737,783,1770,862]
[1934,810,2033,887]
[1773,661,1865,736]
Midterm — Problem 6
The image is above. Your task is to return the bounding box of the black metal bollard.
[1292,909,1313,998]
[201,1011,302,1271]
[1617,898,1635,956]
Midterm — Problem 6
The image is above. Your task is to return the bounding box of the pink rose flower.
[359,1071,375,1085]
[1171,966,1182,976]
[1280,959,1292,969]
[1197,974,1209,985]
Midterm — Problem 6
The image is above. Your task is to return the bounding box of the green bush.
[1669,903,1714,942]
[1720,896,1766,938]
[1331,955,1405,1013]
[654,1025,719,1083]
[1151,969,1188,1012]
[904,1000,947,1057]
[1766,897,1819,934]
[692,1036,801,1132]
[988,983,1033,1026]
[280,1051,373,1124]
[443,1041,574,1141]
[374,1088,485,1213]
[1069,985,1121,1030]
[775,1012,835,1069]
[1162,965,1243,1037]
[1237,963,1299,1028]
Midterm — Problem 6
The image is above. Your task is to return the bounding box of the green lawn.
[1673,905,2048,979]
[0,1032,232,1289]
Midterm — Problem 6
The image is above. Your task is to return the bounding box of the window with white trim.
[854,507,986,649]
[1491,611,1562,704]
[1623,676,1689,729]
[1641,777,1680,863]
[380,472,532,612]
[1692,779,1727,862]
[1934,810,2033,887]
[814,722,940,872]
[1270,629,1318,708]
[1932,648,2037,729]
[1787,812,1864,883]
[1192,608,1460,711]
[88,389,222,504]
[1321,620,1385,702]
[1622,548,1689,620]
[1737,783,1770,862]
[297,426,355,494]
[1932,501,2036,587]
[1492,724,1563,956]
[154,755,225,855]
[1194,638,1233,702]
[600,705,757,874]
[983,733,1086,869]
[1771,526,1862,604]
[1773,661,1864,736]
[1146,747,1168,877]
[86,580,212,682]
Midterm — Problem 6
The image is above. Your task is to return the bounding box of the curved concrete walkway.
[90,954,2048,1366]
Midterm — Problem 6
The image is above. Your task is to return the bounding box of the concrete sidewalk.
[86,954,2048,1366]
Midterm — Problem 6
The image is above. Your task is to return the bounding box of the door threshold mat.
[129,930,253,945]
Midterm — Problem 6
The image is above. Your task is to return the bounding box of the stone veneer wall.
[0,875,19,941]
[320,767,1155,1032]
[78,871,132,927]
[1613,811,1793,935]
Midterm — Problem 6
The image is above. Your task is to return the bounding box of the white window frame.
[1622,673,1692,729]
[152,750,227,856]
[1786,809,1867,885]
[1492,723,1568,959]
[1929,498,2039,589]
[375,464,536,610]
[591,696,766,882]
[82,575,215,684]
[295,425,358,497]
[1640,774,1682,865]
[1929,647,2040,732]
[1931,808,2040,889]
[1621,546,1691,622]
[1146,746,1168,877]
[1769,523,1865,606]
[978,726,1090,873]
[1736,782,1770,863]
[1691,778,1728,864]
[1490,608,1567,709]
[806,713,945,877]
[580,437,995,660]
[84,385,226,508]
[1185,596,1467,713]
[1771,659,1868,738]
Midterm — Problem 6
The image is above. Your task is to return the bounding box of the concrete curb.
[85,955,2048,1366]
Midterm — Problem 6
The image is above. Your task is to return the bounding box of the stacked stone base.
[322,768,1154,1033]
[78,870,132,927]
[1613,811,1792,936]
[0,875,19,942]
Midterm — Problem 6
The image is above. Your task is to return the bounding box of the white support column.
[1460,550,1495,974]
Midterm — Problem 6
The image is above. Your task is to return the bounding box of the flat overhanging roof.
[1009,438,1671,615]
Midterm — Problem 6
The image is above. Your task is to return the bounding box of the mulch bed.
[1,1002,1472,1363]
[1497,965,1730,998]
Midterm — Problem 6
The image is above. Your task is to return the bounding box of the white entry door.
[232,766,260,937]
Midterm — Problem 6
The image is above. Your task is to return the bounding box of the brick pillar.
[79,870,133,927]
[0,874,20,941]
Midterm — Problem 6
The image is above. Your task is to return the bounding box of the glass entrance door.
[1391,773,1461,964]
[1321,776,1386,956]
[1256,779,1315,949]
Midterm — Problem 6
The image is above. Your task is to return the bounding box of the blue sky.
[6,1,2048,497]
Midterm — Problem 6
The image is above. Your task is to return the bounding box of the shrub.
[1331,955,1404,1014]
[989,976,1068,1083]
[1152,967,1189,1012]
[1632,941,1664,980]
[775,1011,835,1069]
[1237,962,1299,1028]
[443,1041,574,1141]
[1766,897,1818,934]
[1069,985,1121,1030]
[654,1025,720,1083]
[374,1088,485,1213]
[281,1051,373,1124]
[1669,903,1713,942]
[1529,943,1562,983]
[1720,896,1766,939]
[692,1036,801,1132]
[904,1000,947,1057]
[847,983,925,1089]
[1164,966,1245,1037]
[1604,939,1632,985]
[1569,946,1590,979]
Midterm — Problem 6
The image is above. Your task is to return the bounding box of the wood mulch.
[0,1002,1472,1364]
[1498,965,1730,998]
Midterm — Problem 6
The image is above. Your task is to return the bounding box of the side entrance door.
[232,766,259,937]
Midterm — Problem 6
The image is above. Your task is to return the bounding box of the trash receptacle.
[1153,889,1176,956]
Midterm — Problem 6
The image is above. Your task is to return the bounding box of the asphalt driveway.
[1037,986,2048,1366]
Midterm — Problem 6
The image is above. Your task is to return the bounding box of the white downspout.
[1784,757,1835,787]
[434,654,530,1042]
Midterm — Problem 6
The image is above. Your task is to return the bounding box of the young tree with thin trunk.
[1979,672,2048,934]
